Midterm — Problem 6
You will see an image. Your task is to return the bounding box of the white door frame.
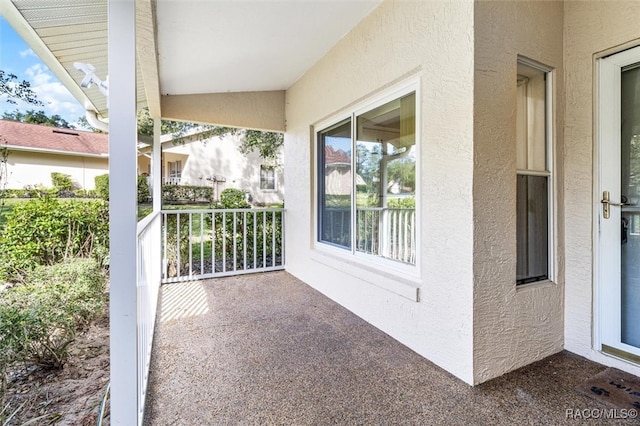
[595,45,640,361]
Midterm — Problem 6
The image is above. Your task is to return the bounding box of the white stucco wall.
[285,0,476,384]
[563,1,640,377]
[472,1,565,384]
[163,134,284,205]
[6,150,108,190]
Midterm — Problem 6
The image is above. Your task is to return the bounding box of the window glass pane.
[356,92,416,264]
[516,175,548,284]
[260,166,275,190]
[516,63,546,172]
[318,120,352,248]
[621,64,640,348]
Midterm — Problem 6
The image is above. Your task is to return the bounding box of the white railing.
[163,177,181,185]
[161,208,285,283]
[136,212,162,424]
[356,207,416,264]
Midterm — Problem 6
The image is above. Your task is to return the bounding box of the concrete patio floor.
[144,271,638,425]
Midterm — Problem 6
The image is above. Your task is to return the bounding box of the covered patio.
[5,1,640,424]
[144,272,631,425]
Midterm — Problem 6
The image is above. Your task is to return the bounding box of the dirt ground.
[3,314,110,425]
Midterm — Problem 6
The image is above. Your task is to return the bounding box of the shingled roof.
[0,120,108,156]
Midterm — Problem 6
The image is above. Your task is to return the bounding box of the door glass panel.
[621,63,640,348]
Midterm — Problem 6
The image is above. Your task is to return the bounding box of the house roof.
[325,146,351,166]
[0,120,108,157]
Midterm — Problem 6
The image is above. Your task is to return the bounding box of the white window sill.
[310,243,421,302]
[515,279,557,293]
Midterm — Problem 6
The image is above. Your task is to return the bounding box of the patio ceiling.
[2,0,382,125]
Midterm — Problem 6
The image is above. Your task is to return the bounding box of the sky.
[0,16,84,126]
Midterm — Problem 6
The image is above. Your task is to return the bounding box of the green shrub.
[162,184,212,203]
[138,175,150,203]
[95,174,109,200]
[51,172,75,191]
[73,189,98,198]
[387,197,415,209]
[0,259,107,369]
[0,198,109,281]
[218,188,250,209]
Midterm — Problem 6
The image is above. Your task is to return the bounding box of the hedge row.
[1,188,98,199]
[163,184,213,202]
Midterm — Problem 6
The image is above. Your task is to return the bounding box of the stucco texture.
[563,1,640,377]
[285,0,476,383]
[472,1,565,384]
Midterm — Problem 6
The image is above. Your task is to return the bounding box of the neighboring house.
[137,131,284,205]
[0,120,108,190]
[7,1,640,423]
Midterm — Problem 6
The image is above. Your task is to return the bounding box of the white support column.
[153,118,161,212]
[108,0,138,424]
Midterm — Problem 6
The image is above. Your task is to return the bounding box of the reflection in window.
[318,120,352,249]
[356,93,416,263]
[316,90,417,265]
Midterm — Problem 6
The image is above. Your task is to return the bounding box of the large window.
[317,89,417,265]
[516,60,553,285]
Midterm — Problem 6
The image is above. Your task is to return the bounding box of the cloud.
[19,48,36,58]
[22,64,83,121]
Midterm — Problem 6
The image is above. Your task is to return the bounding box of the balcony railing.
[136,212,162,423]
[163,176,182,185]
[357,207,416,264]
[323,207,416,264]
[161,208,285,283]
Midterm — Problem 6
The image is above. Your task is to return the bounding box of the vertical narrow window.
[516,60,552,285]
[318,119,352,249]
[168,160,182,185]
[260,165,276,190]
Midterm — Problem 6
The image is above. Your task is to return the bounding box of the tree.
[3,109,73,129]
[76,115,106,133]
[136,107,283,163]
[0,70,42,106]
[238,130,284,164]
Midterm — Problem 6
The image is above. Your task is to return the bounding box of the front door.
[597,46,640,362]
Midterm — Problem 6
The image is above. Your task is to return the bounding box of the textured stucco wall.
[6,151,108,190]
[473,1,565,384]
[163,135,284,205]
[285,0,476,383]
[564,1,640,376]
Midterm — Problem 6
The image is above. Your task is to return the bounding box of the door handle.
[601,191,627,219]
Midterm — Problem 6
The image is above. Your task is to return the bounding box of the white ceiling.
[4,0,382,119]
[156,0,382,95]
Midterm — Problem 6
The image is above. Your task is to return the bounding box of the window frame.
[313,79,421,277]
[259,164,277,191]
[515,56,555,287]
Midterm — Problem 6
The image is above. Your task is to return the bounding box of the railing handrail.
[356,206,415,212]
[161,206,285,283]
[161,207,285,214]
[137,210,162,236]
